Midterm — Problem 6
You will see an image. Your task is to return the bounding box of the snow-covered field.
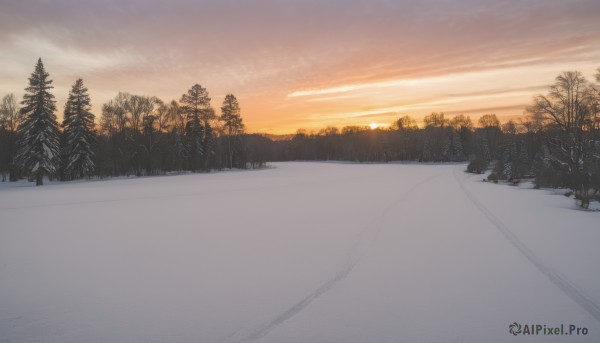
[1,162,599,343]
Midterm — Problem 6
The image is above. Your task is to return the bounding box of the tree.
[201,107,217,171]
[0,94,23,180]
[99,92,132,175]
[128,94,157,133]
[0,94,22,133]
[501,120,518,135]
[220,94,245,168]
[478,114,500,128]
[15,58,61,185]
[422,112,446,161]
[62,78,96,180]
[423,112,445,128]
[477,114,502,159]
[166,100,185,133]
[528,71,599,207]
[392,115,418,131]
[180,84,211,171]
[448,114,474,156]
[100,92,130,135]
[449,114,473,131]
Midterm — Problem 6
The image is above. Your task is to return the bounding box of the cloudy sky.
[1,0,599,133]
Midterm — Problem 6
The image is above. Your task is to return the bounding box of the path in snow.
[452,168,600,322]
[237,172,444,341]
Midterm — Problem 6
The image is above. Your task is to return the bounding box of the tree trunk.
[36,171,43,186]
[228,136,233,169]
[9,165,18,182]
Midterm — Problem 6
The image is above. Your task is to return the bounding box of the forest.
[1,59,599,207]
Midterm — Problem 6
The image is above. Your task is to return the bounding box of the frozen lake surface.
[1,162,599,342]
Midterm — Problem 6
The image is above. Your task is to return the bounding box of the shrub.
[466,157,489,174]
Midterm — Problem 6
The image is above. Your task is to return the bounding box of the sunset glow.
[1,0,599,133]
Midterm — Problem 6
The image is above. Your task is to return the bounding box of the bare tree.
[128,95,157,133]
[478,114,500,128]
[392,115,418,131]
[0,94,22,180]
[423,112,445,128]
[449,114,473,131]
[0,94,22,133]
[528,71,598,207]
[101,92,130,135]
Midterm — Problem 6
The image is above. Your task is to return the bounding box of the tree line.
[1,59,599,207]
[0,58,254,185]
[250,70,600,208]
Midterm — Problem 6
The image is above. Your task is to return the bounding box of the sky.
[1,0,599,134]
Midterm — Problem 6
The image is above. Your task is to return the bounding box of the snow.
[0,162,599,343]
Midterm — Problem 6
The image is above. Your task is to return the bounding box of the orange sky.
[1,0,599,134]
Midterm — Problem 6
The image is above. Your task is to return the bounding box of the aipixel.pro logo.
[509,322,588,336]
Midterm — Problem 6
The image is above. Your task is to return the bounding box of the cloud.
[10,33,142,74]
[0,0,599,132]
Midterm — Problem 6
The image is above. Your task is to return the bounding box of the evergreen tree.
[62,78,96,180]
[220,94,244,168]
[180,84,210,171]
[15,58,61,185]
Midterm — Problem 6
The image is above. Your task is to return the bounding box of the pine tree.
[180,84,210,171]
[61,78,96,180]
[220,94,244,168]
[15,58,61,185]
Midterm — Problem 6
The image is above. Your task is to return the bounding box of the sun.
[369,122,379,130]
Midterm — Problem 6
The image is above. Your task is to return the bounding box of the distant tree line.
[260,69,599,208]
[1,59,599,207]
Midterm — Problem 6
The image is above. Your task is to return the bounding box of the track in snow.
[453,167,600,323]
[235,172,443,342]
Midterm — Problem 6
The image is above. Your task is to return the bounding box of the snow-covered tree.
[15,58,61,185]
[62,78,96,180]
[528,71,599,207]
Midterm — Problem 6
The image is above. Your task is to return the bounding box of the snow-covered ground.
[1,162,599,343]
